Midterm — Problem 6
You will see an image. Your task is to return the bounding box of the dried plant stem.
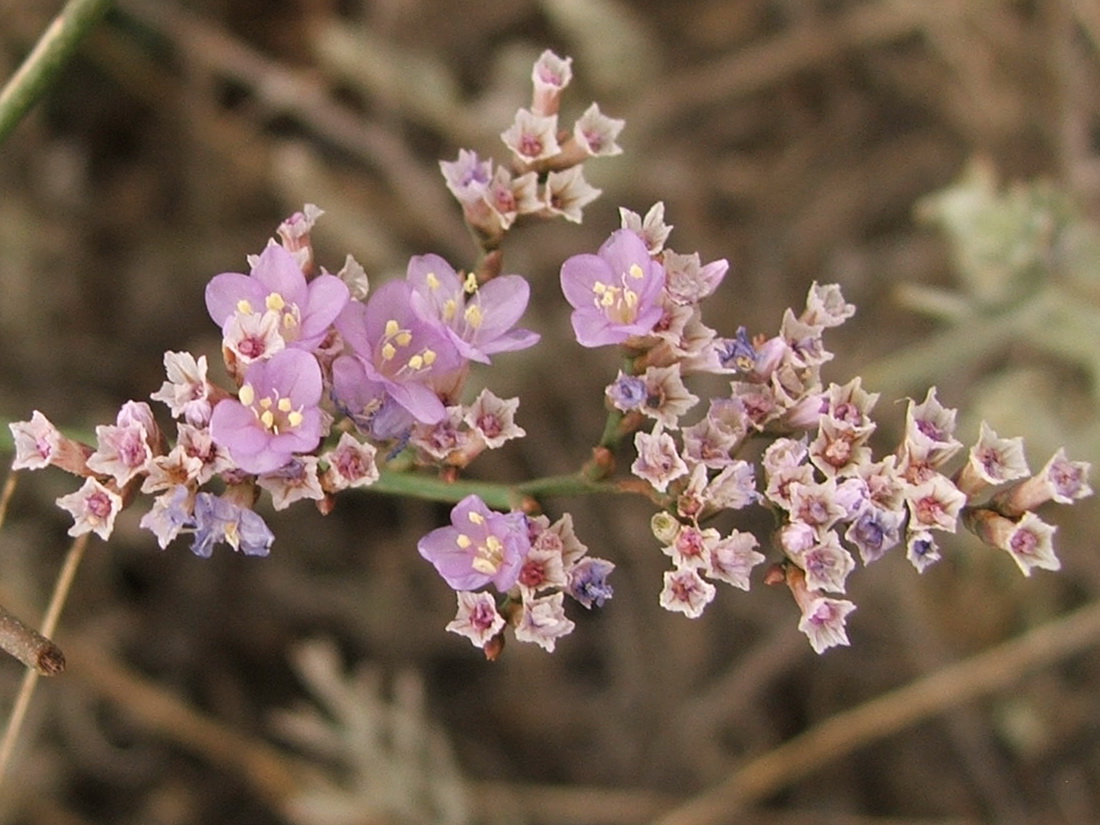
[0,0,114,145]
[0,472,17,530]
[0,533,89,789]
[651,597,1100,825]
[0,605,65,675]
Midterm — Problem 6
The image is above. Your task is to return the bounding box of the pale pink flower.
[56,478,123,540]
[905,475,967,532]
[659,567,716,618]
[151,351,214,426]
[790,532,855,594]
[517,545,568,594]
[619,202,672,254]
[663,525,719,570]
[446,591,505,649]
[541,166,601,223]
[514,592,575,652]
[798,596,857,654]
[802,282,855,328]
[464,389,525,449]
[257,457,325,511]
[995,447,1092,516]
[10,411,67,471]
[632,428,689,493]
[955,421,1029,497]
[706,531,764,590]
[320,433,379,492]
[501,109,560,164]
[571,102,624,157]
[531,50,572,116]
[906,530,941,573]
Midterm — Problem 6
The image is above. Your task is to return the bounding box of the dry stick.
[0,534,89,789]
[652,598,1100,825]
[0,605,65,676]
[0,475,62,673]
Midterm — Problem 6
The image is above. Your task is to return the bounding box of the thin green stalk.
[0,0,115,145]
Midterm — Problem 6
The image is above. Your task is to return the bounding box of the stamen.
[266,293,286,311]
[239,384,255,406]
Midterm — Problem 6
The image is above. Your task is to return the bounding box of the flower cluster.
[9,206,540,561]
[559,205,1092,653]
[418,496,614,656]
[439,49,623,254]
[6,48,1092,661]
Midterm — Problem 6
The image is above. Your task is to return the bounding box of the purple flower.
[209,349,324,474]
[560,229,665,347]
[191,492,274,558]
[417,494,530,592]
[567,557,615,608]
[406,254,539,363]
[334,280,464,425]
[205,243,349,353]
[439,149,492,204]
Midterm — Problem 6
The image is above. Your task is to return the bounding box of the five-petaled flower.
[209,349,325,475]
[417,494,531,592]
[560,229,666,347]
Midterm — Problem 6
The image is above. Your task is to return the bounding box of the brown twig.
[0,533,89,789]
[652,597,1100,825]
[0,604,65,675]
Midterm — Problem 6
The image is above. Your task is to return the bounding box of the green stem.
[0,0,115,146]
[370,467,632,512]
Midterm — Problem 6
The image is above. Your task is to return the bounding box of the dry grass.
[1,1,1099,823]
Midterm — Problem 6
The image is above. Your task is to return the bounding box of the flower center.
[592,263,646,324]
[378,319,437,378]
[239,383,304,434]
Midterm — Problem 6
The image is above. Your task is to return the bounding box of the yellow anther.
[468,511,485,525]
[463,272,478,294]
[239,384,255,406]
[628,263,644,279]
[381,342,396,361]
[266,293,286,311]
[593,281,608,295]
[259,397,273,410]
[456,534,471,549]
[237,299,253,314]
[384,319,400,337]
[288,410,303,428]
[282,314,298,330]
[464,304,483,328]
[443,298,457,321]
[472,557,496,574]
[426,272,440,290]
[408,354,424,370]
[260,410,275,430]
[277,397,293,412]
[422,349,437,366]
[395,331,412,347]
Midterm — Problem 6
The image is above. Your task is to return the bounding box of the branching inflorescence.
[7,51,1092,660]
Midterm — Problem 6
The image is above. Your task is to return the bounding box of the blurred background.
[1,1,1099,823]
